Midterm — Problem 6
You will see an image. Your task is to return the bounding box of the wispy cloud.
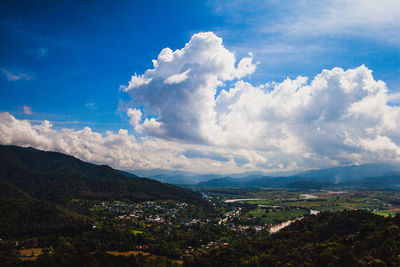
[1,68,31,81]
[85,102,97,110]
[19,106,33,115]
[388,93,400,104]
[208,0,400,82]
[210,0,400,43]
[279,0,400,43]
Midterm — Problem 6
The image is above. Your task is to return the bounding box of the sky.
[1,0,400,174]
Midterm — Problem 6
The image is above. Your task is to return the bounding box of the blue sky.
[0,0,226,131]
[1,0,400,173]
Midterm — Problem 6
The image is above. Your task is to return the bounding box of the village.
[93,200,203,227]
[79,198,280,256]
[90,199,277,232]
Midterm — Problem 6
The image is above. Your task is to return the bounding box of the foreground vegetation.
[3,208,400,266]
[187,210,400,266]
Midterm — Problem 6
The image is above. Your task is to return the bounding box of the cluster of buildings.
[92,200,202,228]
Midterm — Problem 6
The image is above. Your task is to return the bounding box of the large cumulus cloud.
[215,66,400,166]
[121,32,256,143]
[121,32,400,169]
[1,32,400,173]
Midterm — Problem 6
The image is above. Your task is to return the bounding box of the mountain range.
[194,164,400,189]
[129,168,300,185]
[130,163,400,189]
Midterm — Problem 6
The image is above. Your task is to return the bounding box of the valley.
[1,146,400,266]
[4,187,400,265]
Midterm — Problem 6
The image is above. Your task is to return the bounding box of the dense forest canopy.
[187,210,400,267]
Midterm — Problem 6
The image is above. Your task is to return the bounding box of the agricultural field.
[201,188,400,227]
[247,207,309,225]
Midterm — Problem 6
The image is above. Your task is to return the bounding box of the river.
[223,198,321,233]
[269,209,320,233]
[299,194,319,199]
[224,198,264,203]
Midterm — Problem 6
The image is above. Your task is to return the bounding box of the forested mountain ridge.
[0,145,203,203]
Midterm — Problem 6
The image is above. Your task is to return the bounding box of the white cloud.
[120,74,152,91]
[127,108,142,127]
[165,69,191,84]
[119,32,400,170]
[0,112,177,170]
[0,112,260,173]
[216,65,400,165]
[121,32,256,143]
[2,32,400,173]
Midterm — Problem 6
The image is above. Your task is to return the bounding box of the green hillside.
[0,177,92,239]
[0,145,202,203]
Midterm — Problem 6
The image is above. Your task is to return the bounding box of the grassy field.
[131,229,144,235]
[373,210,399,217]
[248,207,309,225]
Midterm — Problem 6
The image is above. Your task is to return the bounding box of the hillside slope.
[0,145,203,203]
[0,177,92,239]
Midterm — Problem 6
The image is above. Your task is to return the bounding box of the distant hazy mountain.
[129,169,223,184]
[129,169,301,185]
[299,164,400,183]
[343,173,400,189]
[196,177,243,187]
[195,163,400,188]
[230,170,301,178]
